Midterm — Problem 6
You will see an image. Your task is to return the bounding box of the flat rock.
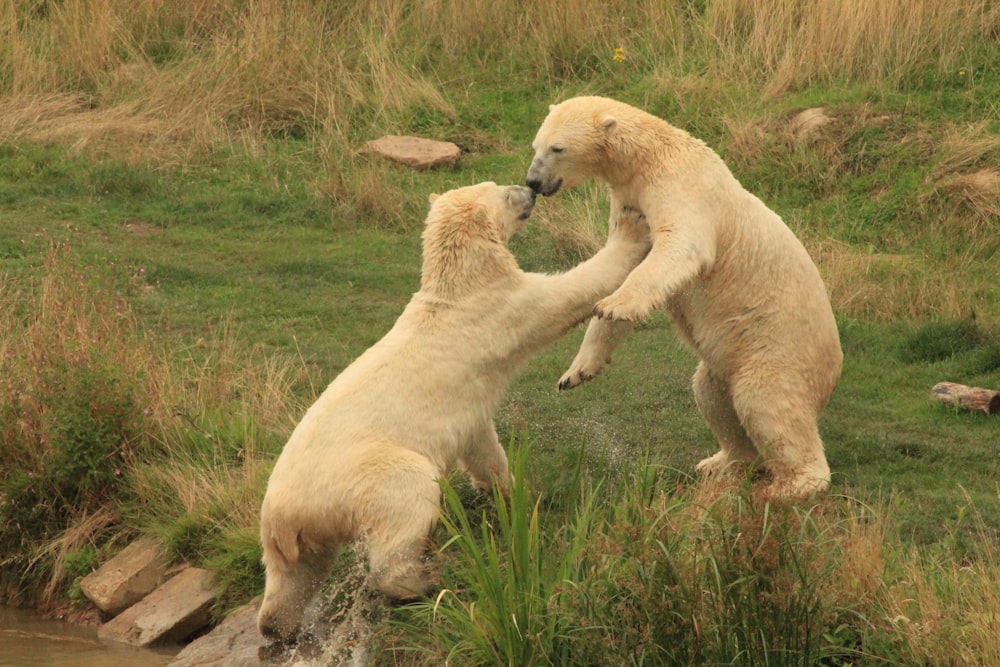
[167,599,266,667]
[80,539,170,616]
[365,135,460,169]
[99,566,216,647]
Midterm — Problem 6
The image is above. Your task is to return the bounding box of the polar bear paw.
[695,450,732,477]
[557,352,611,391]
[594,289,652,322]
[558,364,597,391]
[763,469,830,500]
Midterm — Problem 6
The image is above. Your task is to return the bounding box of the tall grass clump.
[0,246,305,607]
[881,507,1000,665]
[121,324,307,611]
[394,456,1000,665]
[0,245,163,602]
[394,447,890,665]
[704,0,999,96]
[399,452,604,666]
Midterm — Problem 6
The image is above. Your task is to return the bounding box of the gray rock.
[167,599,266,667]
[99,566,216,647]
[365,135,461,169]
[80,539,170,616]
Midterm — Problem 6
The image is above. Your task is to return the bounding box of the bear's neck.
[419,241,517,300]
[599,120,697,187]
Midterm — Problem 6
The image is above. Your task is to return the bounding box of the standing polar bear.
[256,181,650,641]
[526,96,842,498]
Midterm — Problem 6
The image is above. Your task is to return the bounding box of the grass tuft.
[393,446,1000,666]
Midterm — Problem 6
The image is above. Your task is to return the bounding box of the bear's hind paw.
[557,369,592,391]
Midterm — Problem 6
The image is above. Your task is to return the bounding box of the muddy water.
[0,607,179,666]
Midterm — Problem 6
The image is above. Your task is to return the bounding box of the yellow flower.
[958,68,967,77]
[613,47,626,63]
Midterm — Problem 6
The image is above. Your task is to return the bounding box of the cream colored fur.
[256,182,650,640]
[526,96,843,499]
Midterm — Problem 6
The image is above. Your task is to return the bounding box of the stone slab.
[80,539,170,616]
[99,566,216,647]
[365,135,460,169]
[167,599,266,667]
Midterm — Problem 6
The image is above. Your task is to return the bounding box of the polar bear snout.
[526,151,565,196]
[508,184,537,219]
[525,172,562,197]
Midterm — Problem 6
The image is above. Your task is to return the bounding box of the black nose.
[526,178,542,193]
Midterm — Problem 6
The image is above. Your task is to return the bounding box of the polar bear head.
[526,95,669,196]
[420,182,536,296]
[525,96,628,196]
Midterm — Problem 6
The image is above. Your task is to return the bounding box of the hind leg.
[693,362,759,477]
[460,422,512,495]
[365,465,442,601]
[731,375,831,498]
[558,318,635,390]
[258,545,337,641]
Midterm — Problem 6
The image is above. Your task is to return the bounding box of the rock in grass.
[365,135,461,169]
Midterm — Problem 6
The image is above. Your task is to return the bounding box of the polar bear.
[526,96,843,498]
[256,181,650,640]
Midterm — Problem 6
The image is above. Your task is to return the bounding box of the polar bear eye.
[551,146,565,154]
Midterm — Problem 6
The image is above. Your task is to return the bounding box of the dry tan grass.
[705,0,998,96]
[0,0,456,163]
[935,123,1000,177]
[932,169,1000,222]
[31,507,118,605]
[4,0,992,164]
[928,123,1000,226]
[807,238,995,325]
[786,107,835,144]
[881,503,1000,665]
[127,445,271,538]
[531,182,610,256]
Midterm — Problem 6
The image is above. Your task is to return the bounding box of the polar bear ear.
[428,193,440,205]
[600,116,618,133]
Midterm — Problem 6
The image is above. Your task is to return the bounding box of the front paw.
[558,367,594,391]
[594,290,651,322]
